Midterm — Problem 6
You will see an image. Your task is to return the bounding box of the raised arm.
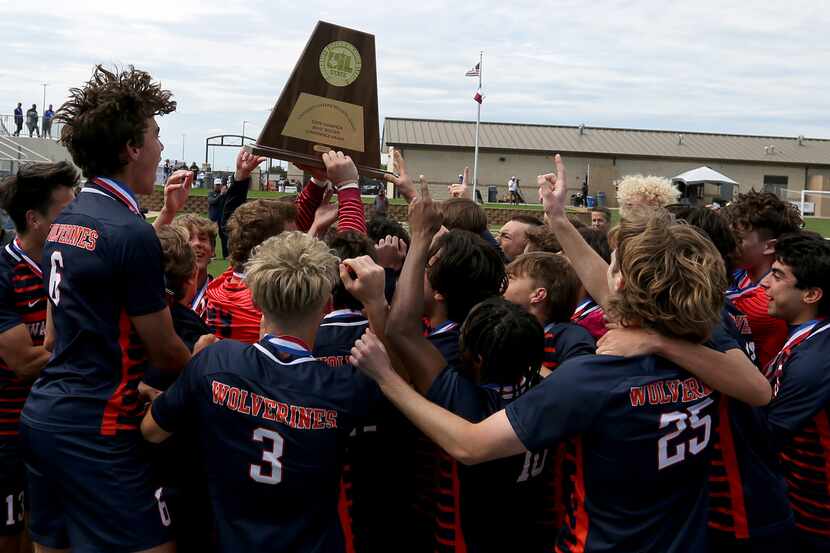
[222,150,266,225]
[384,178,447,393]
[597,326,772,406]
[339,255,389,336]
[294,167,330,232]
[351,330,525,464]
[448,166,471,199]
[539,154,612,309]
[307,189,337,238]
[153,170,193,230]
[322,151,367,234]
[383,148,417,204]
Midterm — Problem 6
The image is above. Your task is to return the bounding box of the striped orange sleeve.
[294,180,328,232]
[336,186,367,234]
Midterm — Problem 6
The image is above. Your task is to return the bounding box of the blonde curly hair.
[616,175,680,220]
[244,231,339,323]
[608,211,726,342]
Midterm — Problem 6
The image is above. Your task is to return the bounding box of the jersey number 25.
[657,398,713,470]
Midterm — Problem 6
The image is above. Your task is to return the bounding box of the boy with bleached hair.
[142,231,381,553]
[616,174,680,220]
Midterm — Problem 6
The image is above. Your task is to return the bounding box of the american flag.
[465,63,480,77]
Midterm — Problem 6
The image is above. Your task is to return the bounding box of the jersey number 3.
[250,427,284,485]
[657,397,713,470]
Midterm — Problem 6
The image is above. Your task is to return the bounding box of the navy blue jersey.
[313,309,423,552]
[427,321,461,370]
[23,178,166,436]
[543,322,595,372]
[764,320,830,544]
[314,309,369,368]
[427,368,547,553]
[0,240,45,442]
[722,299,758,367]
[506,354,718,553]
[706,304,793,539]
[151,336,381,553]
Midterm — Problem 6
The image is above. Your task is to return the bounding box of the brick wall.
[136,189,591,226]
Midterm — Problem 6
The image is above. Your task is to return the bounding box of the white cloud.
[1,0,830,170]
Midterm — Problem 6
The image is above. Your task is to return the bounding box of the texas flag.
[473,89,483,104]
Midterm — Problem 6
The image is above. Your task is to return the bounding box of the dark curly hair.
[722,190,802,240]
[327,231,378,310]
[460,296,543,393]
[775,231,830,316]
[226,199,297,271]
[428,230,507,323]
[57,65,176,177]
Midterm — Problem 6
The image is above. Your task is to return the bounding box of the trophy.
[246,21,385,178]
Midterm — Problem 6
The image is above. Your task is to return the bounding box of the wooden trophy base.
[246,144,389,180]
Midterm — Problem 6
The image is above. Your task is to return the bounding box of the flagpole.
[472,50,483,203]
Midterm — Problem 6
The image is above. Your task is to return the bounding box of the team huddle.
[0,65,827,553]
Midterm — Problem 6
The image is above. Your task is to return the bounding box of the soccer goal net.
[781,189,830,218]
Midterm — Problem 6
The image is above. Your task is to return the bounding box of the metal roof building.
[382,118,830,213]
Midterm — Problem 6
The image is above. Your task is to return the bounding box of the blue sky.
[2,0,829,171]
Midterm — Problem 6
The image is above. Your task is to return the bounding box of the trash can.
[488,185,498,203]
[586,195,596,208]
[597,192,606,207]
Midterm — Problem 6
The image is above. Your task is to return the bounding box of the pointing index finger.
[418,175,430,199]
[554,154,565,183]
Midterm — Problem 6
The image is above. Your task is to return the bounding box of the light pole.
[41,82,47,115]
[242,120,250,141]
[181,133,186,162]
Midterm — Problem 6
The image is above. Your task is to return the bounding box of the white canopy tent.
[672,166,738,187]
[671,166,738,203]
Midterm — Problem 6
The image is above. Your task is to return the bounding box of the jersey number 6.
[48,251,63,305]
[657,397,714,470]
[250,427,284,485]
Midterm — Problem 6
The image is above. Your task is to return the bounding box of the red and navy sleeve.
[765,348,830,447]
[294,179,328,232]
[118,223,166,317]
[335,186,367,234]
